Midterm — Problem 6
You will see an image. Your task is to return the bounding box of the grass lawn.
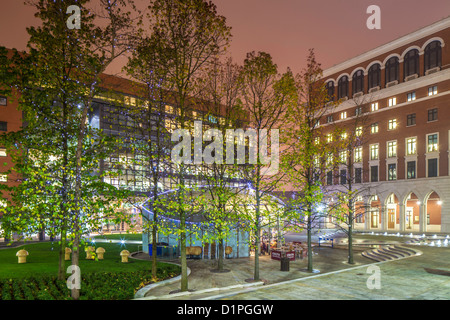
[0,240,151,279]
[0,241,180,300]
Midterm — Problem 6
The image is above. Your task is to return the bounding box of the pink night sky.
[1,0,449,77]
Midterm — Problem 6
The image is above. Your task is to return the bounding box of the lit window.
[354,147,362,162]
[387,141,397,158]
[0,149,6,157]
[371,123,379,134]
[340,111,347,120]
[371,103,378,111]
[427,134,438,152]
[406,137,417,155]
[388,97,397,106]
[356,126,363,137]
[313,155,320,168]
[407,92,416,101]
[314,137,320,145]
[326,153,333,167]
[428,86,438,96]
[327,134,333,143]
[388,119,397,130]
[370,144,379,160]
[0,174,7,182]
[339,150,347,163]
[165,105,174,114]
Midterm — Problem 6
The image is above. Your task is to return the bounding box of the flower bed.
[0,265,180,300]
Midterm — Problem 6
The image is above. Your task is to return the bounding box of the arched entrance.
[425,191,442,232]
[385,193,399,230]
[404,192,420,232]
[369,195,381,230]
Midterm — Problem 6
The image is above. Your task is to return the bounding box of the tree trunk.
[71,232,80,300]
[307,218,313,272]
[348,224,354,264]
[217,239,224,271]
[57,230,66,280]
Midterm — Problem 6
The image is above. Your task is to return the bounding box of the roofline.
[322,16,450,78]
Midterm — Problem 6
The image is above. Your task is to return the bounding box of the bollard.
[85,246,95,260]
[120,250,130,263]
[96,247,106,260]
[65,247,72,261]
[16,249,29,264]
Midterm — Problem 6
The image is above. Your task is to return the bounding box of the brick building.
[319,17,450,233]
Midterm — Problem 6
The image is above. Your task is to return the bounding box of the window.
[354,147,362,162]
[340,169,347,185]
[428,86,438,96]
[427,134,438,152]
[340,111,347,120]
[341,132,348,140]
[368,64,381,90]
[371,102,378,111]
[352,70,364,95]
[388,119,397,130]
[0,149,6,157]
[0,122,7,132]
[371,123,379,134]
[338,76,349,99]
[424,41,442,73]
[326,153,333,167]
[327,133,333,143]
[387,141,397,158]
[327,115,333,123]
[407,92,416,101]
[314,137,320,145]
[339,150,347,163]
[404,49,419,78]
[428,108,438,122]
[327,171,333,185]
[370,144,379,160]
[355,107,363,116]
[407,161,416,179]
[388,164,397,181]
[407,113,416,126]
[355,168,362,183]
[0,96,6,106]
[385,57,399,84]
[356,126,363,137]
[388,97,397,106]
[0,174,7,182]
[327,81,335,101]
[370,166,378,182]
[406,137,417,155]
[428,158,438,177]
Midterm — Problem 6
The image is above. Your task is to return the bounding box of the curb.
[135,281,265,300]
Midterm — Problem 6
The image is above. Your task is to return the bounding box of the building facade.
[319,17,450,233]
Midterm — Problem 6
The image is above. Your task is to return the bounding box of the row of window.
[326,157,439,186]
[325,85,439,124]
[327,41,442,100]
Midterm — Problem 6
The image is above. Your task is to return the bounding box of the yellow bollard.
[120,250,130,263]
[85,246,95,260]
[65,247,72,261]
[96,247,106,260]
[16,249,29,264]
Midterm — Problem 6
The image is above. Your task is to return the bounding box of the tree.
[283,49,340,272]
[239,51,297,281]
[195,57,245,272]
[326,94,377,264]
[141,0,232,292]
[0,0,137,300]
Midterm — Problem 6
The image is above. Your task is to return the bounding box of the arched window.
[326,81,335,101]
[404,49,419,78]
[424,41,442,73]
[368,64,381,90]
[352,70,364,95]
[385,57,399,84]
[338,76,348,99]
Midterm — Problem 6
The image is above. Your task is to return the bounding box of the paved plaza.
[135,234,450,300]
